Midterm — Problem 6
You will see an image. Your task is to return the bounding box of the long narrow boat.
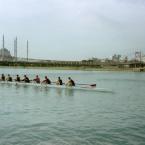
[0,81,113,93]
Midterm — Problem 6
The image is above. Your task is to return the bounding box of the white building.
[0,48,12,61]
[142,55,145,62]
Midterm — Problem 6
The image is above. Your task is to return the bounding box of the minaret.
[14,39,15,57]
[3,34,5,49]
[15,37,17,59]
[2,34,5,60]
[27,40,28,61]
[14,37,17,61]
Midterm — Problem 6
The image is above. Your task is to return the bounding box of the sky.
[0,0,145,60]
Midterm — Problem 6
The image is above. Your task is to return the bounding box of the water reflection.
[64,88,74,96]
[42,87,51,95]
[0,82,75,97]
[39,87,75,97]
[32,86,43,93]
[54,87,74,97]
[40,86,75,97]
[55,88,74,97]
[55,88,63,97]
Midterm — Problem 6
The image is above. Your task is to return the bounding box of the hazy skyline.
[0,0,145,60]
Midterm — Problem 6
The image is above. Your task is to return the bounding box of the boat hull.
[0,81,113,93]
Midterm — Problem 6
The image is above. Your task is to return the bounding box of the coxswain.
[1,74,5,81]
[15,75,20,82]
[22,75,30,83]
[7,74,12,82]
[33,75,40,83]
[66,77,75,86]
[42,76,51,84]
[56,77,63,85]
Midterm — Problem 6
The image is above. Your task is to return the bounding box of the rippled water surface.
[0,67,145,145]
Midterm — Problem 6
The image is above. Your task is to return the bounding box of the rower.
[42,76,51,84]
[15,75,20,82]
[56,77,63,85]
[7,74,12,82]
[33,75,40,84]
[1,74,5,81]
[22,75,30,83]
[66,77,75,86]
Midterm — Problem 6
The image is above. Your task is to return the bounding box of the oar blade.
[90,84,96,87]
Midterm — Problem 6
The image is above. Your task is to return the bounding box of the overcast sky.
[0,0,145,60]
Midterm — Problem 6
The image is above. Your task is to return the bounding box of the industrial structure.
[14,37,17,61]
[27,40,29,61]
[0,34,144,71]
[0,35,12,61]
[0,35,29,62]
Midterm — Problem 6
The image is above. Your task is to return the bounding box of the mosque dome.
[0,48,12,61]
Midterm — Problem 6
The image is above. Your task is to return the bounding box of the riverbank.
[0,65,145,72]
[0,60,145,72]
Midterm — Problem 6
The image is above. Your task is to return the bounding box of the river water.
[0,67,145,145]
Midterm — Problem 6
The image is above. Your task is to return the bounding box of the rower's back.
[23,75,30,83]
[66,77,75,86]
[70,79,75,86]
[43,76,51,84]
[7,74,12,82]
[56,77,63,85]
[16,75,20,82]
[1,74,5,81]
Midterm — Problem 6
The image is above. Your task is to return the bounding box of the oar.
[52,81,96,87]
[76,83,96,87]
[51,82,65,85]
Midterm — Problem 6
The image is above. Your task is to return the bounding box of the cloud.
[116,0,145,5]
[0,0,145,60]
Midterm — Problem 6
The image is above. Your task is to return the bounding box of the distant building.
[0,35,12,61]
[0,48,12,61]
[88,57,101,63]
[124,56,128,62]
[112,54,121,62]
[134,51,145,62]
[142,55,145,62]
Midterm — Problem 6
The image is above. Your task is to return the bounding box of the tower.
[135,51,141,62]
[0,34,12,61]
[14,37,17,61]
[2,34,4,49]
[27,40,28,61]
[2,34,5,60]
[15,37,17,60]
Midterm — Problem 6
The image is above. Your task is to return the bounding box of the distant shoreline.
[0,60,145,72]
[0,66,144,72]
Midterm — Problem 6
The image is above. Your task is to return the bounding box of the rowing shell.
[0,81,113,93]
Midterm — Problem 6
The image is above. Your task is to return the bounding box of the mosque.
[0,35,12,61]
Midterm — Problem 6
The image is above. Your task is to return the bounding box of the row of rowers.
[1,74,75,86]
